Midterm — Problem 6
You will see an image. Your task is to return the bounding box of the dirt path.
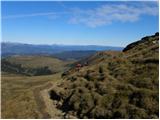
[32,76,66,119]
[32,72,78,119]
[33,82,53,118]
[40,82,64,118]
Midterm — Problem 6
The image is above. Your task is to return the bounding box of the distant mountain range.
[1,42,123,58]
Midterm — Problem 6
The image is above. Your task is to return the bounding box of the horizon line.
[1,41,124,47]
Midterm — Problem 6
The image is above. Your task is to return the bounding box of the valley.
[1,0,159,119]
[1,32,159,119]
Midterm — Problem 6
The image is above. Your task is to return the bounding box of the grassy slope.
[3,55,73,73]
[1,72,62,118]
[1,56,72,118]
[50,33,159,119]
[2,33,158,119]
[1,55,75,118]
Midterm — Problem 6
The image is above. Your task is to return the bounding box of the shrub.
[101,94,113,108]
[112,109,128,119]
[99,66,104,73]
[98,73,105,81]
[61,71,69,77]
[95,82,108,95]
[92,92,102,106]
[85,82,95,90]
[90,106,112,118]
[127,105,148,119]
[128,89,158,114]
[84,70,95,81]
[112,94,122,109]
[129,78,153,89]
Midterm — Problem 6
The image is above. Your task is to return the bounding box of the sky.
[1,1,159,47]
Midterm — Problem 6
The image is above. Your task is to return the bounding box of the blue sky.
[2,1,159,47]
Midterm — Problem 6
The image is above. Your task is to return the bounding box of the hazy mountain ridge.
[1,42,123,57]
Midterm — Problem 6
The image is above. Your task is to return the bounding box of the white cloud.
[3,2,158,28]
[69,2,159,27]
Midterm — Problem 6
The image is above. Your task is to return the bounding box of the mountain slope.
[1,56,72,76]
[49,32,159,119]
[53,50,97,60]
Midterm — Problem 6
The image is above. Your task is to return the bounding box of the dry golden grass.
[4,55,71,72]
[2,33,159,119]
[49,33,159,119]
[1,72,62,119]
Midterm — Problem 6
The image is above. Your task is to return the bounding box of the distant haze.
[1,42,123,58]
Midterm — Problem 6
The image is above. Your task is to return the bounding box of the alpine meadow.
[1,1,159,119]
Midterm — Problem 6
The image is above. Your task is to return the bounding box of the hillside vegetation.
[49,32,159,119]
[1,56,72,76]
[53,50,96,60]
